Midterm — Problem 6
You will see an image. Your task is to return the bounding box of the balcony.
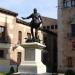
[0,43,10,49]
[0,35,11,49]
[0,37,11,48]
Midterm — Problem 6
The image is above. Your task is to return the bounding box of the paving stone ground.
[13,72,64,75]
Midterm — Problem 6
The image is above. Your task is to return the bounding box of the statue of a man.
[22,8,42,40]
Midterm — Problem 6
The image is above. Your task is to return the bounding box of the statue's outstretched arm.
[21,14,32,20]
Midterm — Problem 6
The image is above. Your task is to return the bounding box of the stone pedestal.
[18,42,46,74]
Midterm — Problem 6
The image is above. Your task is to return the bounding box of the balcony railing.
[0,43,10,48]
[0,36,9,43]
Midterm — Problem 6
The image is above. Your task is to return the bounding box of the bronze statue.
[22,8,42,41]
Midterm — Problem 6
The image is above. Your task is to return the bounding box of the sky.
[0,0,57,19]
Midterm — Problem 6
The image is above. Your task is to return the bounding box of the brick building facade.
[58,0,75,72]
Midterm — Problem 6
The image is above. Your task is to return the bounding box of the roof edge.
[0,8,18,16]
[16,18,29,26]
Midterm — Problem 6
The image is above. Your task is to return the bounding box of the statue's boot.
[32,36,35,42]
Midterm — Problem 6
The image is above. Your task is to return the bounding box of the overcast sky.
[0,0,57,19]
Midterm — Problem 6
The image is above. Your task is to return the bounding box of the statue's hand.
[21,17,25,20]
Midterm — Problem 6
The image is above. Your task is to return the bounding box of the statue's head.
[33,8,37,13]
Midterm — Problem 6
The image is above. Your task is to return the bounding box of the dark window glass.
[51,25,54,29]
[0,26,5,43]
[55,25,57,29]
[43,26,46,29]
[43,36,47,44]
[0,50,4,58]
[63,0,71,8]
[18,31,22,44]
[71,24,75,36]
[47,26,50,30]
[72,42,75,50]
[17,52,21,64]
[63,0,75,8]
[27,33,31,39]
[71,0,75,7]
[26,33,32,42]
[63,0,67,7]
[67,57,72,67]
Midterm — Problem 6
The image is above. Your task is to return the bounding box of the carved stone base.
[15,42,46,74]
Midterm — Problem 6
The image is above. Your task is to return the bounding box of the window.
[0,26,5,42]
[72,42,75,50]
[17,52,21,64]
[63,0,71,8]
[51,25,54,29]
[71,0,75,7]
[47,26,50,30]
[43,26,46,30]
[26,33,31,42]
[18,31,22,44]
[71,24,75,36]
[55,25,58,29]
[0,50,4,58]
[63,0,75,8]
[43,36,47,44]
[27,33,31,39]
[67,57,72,67]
